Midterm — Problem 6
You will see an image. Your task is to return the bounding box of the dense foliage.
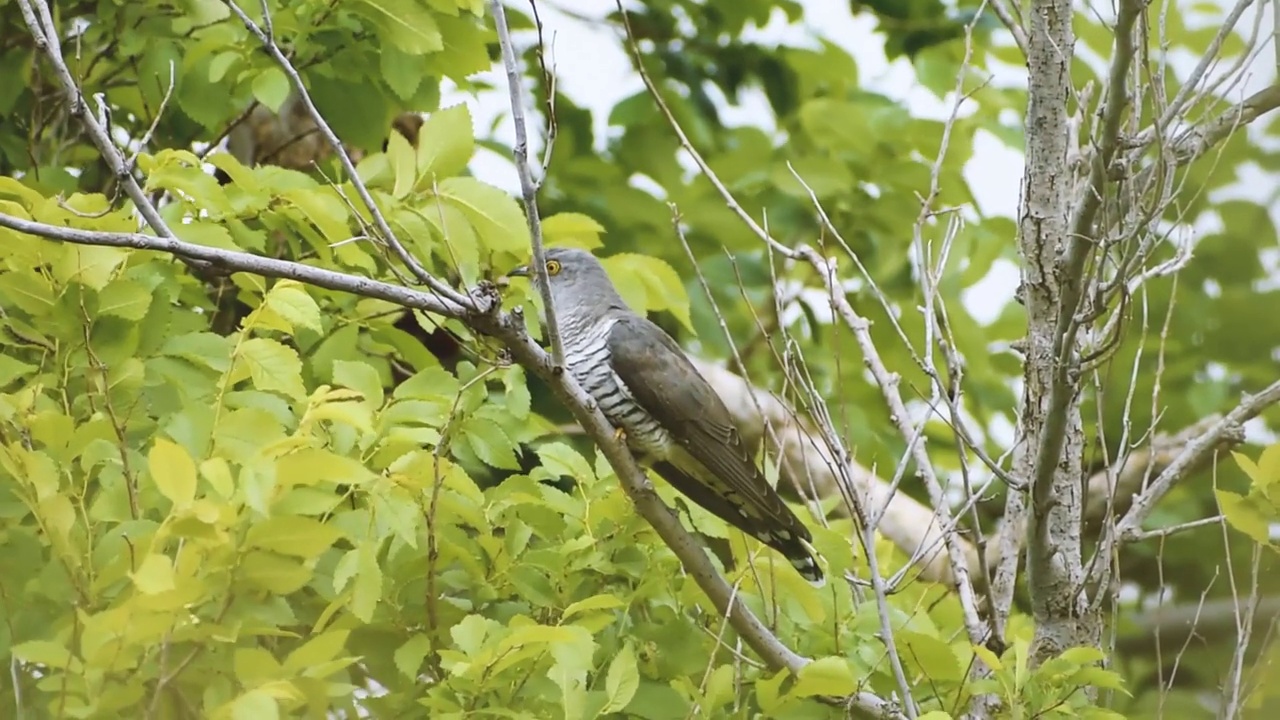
[0,0,1278,717]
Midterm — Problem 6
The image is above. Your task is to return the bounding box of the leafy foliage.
[0,0,1278,717]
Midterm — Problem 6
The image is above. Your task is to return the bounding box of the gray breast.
[562,319,673,461]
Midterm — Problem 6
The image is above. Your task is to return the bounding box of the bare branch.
[988,0,1030,57]
[0,213,471,318]
[15,0,192,267]
[1170,82,1280,163]
[490,0,566,369]
[1114,380,1280,539]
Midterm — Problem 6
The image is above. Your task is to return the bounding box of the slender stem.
[490,0,566,369]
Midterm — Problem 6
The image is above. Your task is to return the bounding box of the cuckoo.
[510,248,824,586]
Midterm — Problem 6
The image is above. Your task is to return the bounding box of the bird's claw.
[613,427,627,443]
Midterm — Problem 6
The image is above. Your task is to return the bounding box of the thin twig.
[489,0,565,368]
[222,0,471,309]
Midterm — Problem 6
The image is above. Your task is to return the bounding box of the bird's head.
[508,247,621,317]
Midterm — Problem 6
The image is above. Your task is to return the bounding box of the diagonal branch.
[15,0,190,268]
[1112,380,1280,540]
[222,0,469,308]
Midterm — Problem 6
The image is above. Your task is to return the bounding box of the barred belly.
[563,320,673,462]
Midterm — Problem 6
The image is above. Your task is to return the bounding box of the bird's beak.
[508,264,529,278]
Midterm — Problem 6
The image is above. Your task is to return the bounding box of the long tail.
[653,461,826,587]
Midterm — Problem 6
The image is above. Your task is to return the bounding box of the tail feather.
[652,461,826,587]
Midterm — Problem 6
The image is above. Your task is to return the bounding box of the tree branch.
[0,214,471,317]
[1113,380,1280,540]
[692,359,980,587]
[15,0,189,266]
[490,0,566,369]
[221,0,469,308]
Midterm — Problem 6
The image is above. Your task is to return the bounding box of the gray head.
[509,248,627,323]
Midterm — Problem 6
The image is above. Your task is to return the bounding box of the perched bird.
[510,248,824,586]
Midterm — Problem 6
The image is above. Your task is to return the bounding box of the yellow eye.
[546,259,562,276]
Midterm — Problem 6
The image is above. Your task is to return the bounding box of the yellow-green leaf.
[388,129,418,199]
[149,438,197,507]
[562,593,624,621]
[602,642,639,713]
[246,515,344,559]
[542,212,606,250]
[1215,489,1271,544]
[417,104,474,180]
[252,67,291,113]
[436,176,529,252]
[284,629,350,673]
[12,640,75,670]
[395,634,432,679]
[898,630,963,682]
[790,656,856,697]
[131,553,176,595]
[351,542,382,622]
[602,253,692,332]
[98,279,152,320]
[231,689,279,720]
[262,280,322,333]
[234,338,307,400]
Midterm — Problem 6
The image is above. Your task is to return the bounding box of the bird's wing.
[606,315,814,549]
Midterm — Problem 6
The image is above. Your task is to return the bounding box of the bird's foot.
[613,427,627,443]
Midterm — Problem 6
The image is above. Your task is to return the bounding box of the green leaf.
[333,360,385,408]
[417,104,474,180]
[234,338,307,400]
[395,634,433,679]
[436,177,530,252]
[284,629,350,673]
[97,279,152,320]
[131,553,177,594]
[252,67,291,113]
[356,0,444,53]
[601,642,639,713]
[1216,489,1272,544]
[246,516,344,559]
[542,212,606,250]
[462,415,520,469]
[262,280,323,333]
[149,438,197,507]
[537,442,595,483]
[231,689,279,720]
[790,656,856,697]
[351,542,383,622]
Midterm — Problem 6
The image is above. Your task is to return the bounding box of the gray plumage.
[510,248,824,586]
